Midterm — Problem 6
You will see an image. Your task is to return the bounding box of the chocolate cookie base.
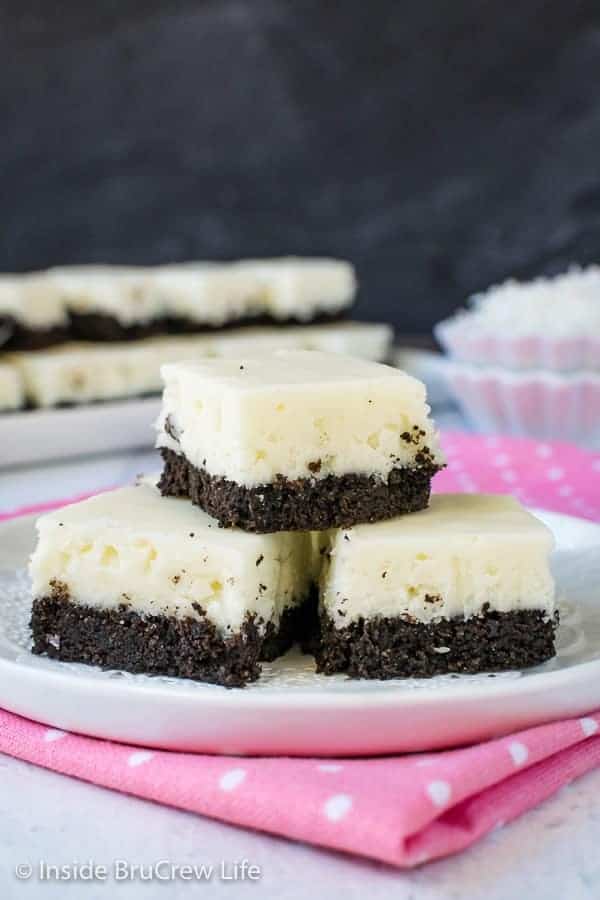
[68,312,165,342]
[30,587,315,687]
[30,593,265,688]
[314,607,558,679]
[67,309,348,342]
[260,588,319,661]
[1,319,69,351]
[159,447,442,533]
[165,308,348,334]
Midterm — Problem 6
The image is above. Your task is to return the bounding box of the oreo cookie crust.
[30,592,314,689]
[2,320,69,351]
[314,607,559,679]
[159,447,441,532]
[68,309,346,342]
[30,592,266,687]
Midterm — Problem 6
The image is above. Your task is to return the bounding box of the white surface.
[1,509,599,755]
[2,751,599,900]
[158,351,443,485]
[0,398,160,468]
[322,495,555,626]
[30,482,312,632]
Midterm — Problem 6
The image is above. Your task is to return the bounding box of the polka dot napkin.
[434,431,600,521]
[1,431,599,868]
[0,709,599,868]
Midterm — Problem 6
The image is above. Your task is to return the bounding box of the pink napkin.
[434,431,600,521]
[1,708,599,867]
[1,430,600,867]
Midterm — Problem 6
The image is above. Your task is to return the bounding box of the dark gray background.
[2,0,600,332]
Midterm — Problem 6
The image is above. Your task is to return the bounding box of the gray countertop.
[1,753,599,899]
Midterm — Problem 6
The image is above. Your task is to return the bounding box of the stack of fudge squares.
[0,259,393,412]
[29,351,558,687]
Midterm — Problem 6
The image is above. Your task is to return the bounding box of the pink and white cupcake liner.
[435,317,600,372]
[444,362,600,448]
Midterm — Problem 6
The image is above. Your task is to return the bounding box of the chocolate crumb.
[255,554,264,567]
[158,447,441,533]
[314,609,558,679]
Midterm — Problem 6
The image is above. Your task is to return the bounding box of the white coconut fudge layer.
[320,494,555,627]
[29,483,313,634]
[147,258,356,325]
[48,265,163,327]
[0,274,69,330]
[211,321,392,362]
[157,351,444,486]
[233,258,357,321]
[6,322,391,408]
[0,362,23,410]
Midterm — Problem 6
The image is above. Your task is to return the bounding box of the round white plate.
[1,509,599,757]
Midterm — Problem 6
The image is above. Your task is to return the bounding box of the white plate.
[0,398,161,468]
[0,509,599,757]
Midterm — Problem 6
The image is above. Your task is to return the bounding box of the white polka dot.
[580,717,599,737]
[557,484,573,497]
[127,750,155,767]
[317,764,343,773]
[415,758,436,767]
[323,794,353,821]
[43,728,68,742]
[546,467,564,482]
[427,780,452,808]
[501,469,518,483]
[536,444,553,459]
[492,453,511,467]
[219,768,247,791]
[591,459,600,473]
[508,741,529,766]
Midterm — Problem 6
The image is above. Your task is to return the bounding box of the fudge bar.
[157,350,444,532]
[315,494,557,679]
[49,265,165,341]
[29,482,313,687]
[0,274,69,350]
[6,322,391,409]
[148,258,356,332]
[0,361,23,411]
[213,321,392,362]
[232,257,357,323]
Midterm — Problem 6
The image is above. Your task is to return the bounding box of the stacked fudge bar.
[0,258,393,411]
[29,351,558,686]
